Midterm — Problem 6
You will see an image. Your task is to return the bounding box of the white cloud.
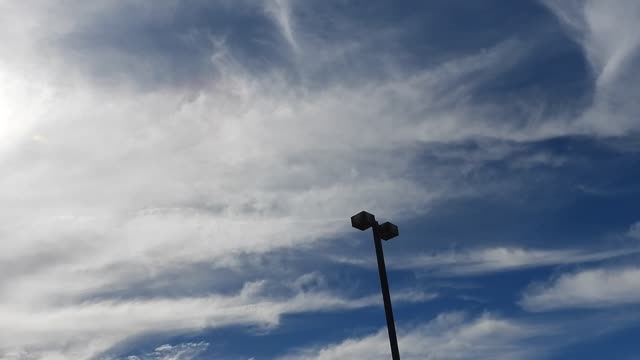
[521,266,640,311]
[280,308,640,360]
[0,279,430,359]
[3,1,473,354]
[0,0,504,325]
[1,0,639,358]
[333,246,637,275]
[122,342,209,360]
[278,312,546,360]
[542,0,640,86]
[265,0,298,52]
[542,0,640,135]
[408,247,638,275]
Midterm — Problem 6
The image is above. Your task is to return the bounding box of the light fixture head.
[379,221,399,240]
[351,211,376,231]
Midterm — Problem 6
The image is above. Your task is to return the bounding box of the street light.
[351,210,400,360]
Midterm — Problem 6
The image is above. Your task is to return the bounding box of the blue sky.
[1,1,640,359]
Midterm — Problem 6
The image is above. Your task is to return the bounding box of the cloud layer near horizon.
[278,312,551,360]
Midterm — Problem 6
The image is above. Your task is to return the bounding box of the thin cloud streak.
[278,312,548,360]
[0,281,431,359]
[521,266,640,311]
[332,246,639,276]
[266,0,299,52]
[279,308,640,360]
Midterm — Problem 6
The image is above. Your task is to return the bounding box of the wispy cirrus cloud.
[278,312,548,360]
[541,0,640,135]
[120,342,209,360]
[333,246,638,276]
[0,278,432,359]
[1,0,640,358]
[541,0,640,86]
[628,222,640,239]
[280,307,640,360]
[265,0,298,52]
[402,247,639,275]
[521,266,640,311]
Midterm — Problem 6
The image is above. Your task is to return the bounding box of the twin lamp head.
[351,210,399,241]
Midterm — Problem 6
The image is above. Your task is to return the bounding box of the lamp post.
[351,211,400,360]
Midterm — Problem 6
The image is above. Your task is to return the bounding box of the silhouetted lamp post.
[351,210,400,360]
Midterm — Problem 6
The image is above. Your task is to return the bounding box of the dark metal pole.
[372,221,401,360]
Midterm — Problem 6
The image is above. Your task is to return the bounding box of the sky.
[1,0,640,359]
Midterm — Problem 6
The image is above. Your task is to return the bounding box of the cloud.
[278,312,547,360]
[265,0,298,52]
[541,0,640,135]
[628,222,640,239]
[409,247,638,275]
[1,0,640,358]
[121,342,209,360]
[279,307,640,360]
[333,246,637,276]
[3,1,484,355]
[521,266,640,311]
[0,279,431,359]
[541,0,640,86]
